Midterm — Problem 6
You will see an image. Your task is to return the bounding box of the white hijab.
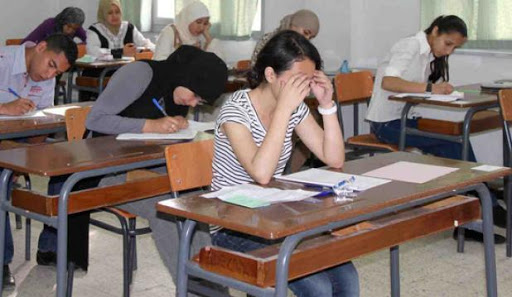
[174,1,210,45]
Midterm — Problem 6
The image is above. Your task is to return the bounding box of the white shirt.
[86,21,155,57]
[366,31,434,122]
[0,42,55,109]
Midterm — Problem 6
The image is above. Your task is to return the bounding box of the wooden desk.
[157,152,511,297]
[66,59,133,103]
[0,133,210,297]
[389,84,498,160]
[0,102,92,140]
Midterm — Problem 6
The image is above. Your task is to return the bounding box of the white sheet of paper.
[394,91,463,102]
[0,110,47,120]
[363,161,458,184]
[116,120,215,140]
[472,165,507,172]
[43,105,82,116]
[202,183,317,203]
[276,168,391,191]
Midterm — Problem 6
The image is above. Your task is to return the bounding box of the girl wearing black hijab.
[85,45,227,283]
[86,45,227,135]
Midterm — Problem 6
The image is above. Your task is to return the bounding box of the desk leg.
[476,184,498,297]
[398,103,413,151]
[275,234,304,297]
[177,219,196,297]
[390,246,400,297]
[461,107,478,161]
[0,169,13,296]
[353,103,359,136]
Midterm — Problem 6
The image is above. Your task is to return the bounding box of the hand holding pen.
[0,88,36,116]
[142,98,189,133]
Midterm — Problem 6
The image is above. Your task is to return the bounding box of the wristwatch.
[425,82,433,94]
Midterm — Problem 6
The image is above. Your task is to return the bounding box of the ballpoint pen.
[152,98,169,117]
[8,88,21,99]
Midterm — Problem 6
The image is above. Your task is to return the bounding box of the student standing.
[23,7,87,44]
[211,30,359,297]
[365,15,506,241]
[153,0,223,61]
[0,34,77,288]
[85,45,227,283]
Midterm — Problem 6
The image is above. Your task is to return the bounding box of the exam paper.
[0,110,47,120]
[394,91,464,102]
[363,161,458,184]
[116,120,215,140]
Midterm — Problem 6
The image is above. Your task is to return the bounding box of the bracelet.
[317,101,337,115]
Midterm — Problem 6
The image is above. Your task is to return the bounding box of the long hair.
[424,15,467,83]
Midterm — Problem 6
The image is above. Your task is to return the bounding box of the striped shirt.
[211,89,310,191]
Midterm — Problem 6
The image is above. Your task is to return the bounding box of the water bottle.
[339,60,350,73]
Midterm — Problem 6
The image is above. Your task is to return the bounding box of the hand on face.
[310,71,333,107]
[143,116,189,134]
[0,98,36,116]
[277,73,311,113]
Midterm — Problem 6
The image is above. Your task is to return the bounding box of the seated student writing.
[365,15,506,242]
[85,45,227,284]
[23,7,87,44]
[0,34,77,288]
[211,30,359,297]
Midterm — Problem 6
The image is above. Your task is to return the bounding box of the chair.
[5,38,23,46]
[334,71,402,155]
[135,51,153,60]
[498,89,512,256]
[64,106,152,297]
[235,59,251,71]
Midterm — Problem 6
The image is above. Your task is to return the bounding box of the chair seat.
[104,207,137,220]
[75,76,111,88]
[417,110,501,136]
[347,134,400,152]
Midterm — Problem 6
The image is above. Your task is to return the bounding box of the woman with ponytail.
[366,15,470,160]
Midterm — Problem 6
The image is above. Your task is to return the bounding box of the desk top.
[0,102,92,140]
[75,59,133,69]
[0,133,212,176]
[389,84,497,108]
[157,152,511,239]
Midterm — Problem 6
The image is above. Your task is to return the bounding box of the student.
[153,0,223,61]
[365,15,506,242]
[211,30,359,297]
[85,45,227,283]
[251,9,319,65]
[86,0,155,58]
[22,7,87,44]
[0,34,77,288]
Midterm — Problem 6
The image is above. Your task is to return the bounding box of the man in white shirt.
[0,34,77,289]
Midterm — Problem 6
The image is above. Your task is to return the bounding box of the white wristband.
[317,101,337,115]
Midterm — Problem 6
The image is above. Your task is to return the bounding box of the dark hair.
[424,15,467,83]
[44,34,78,66]
[247,30,322,88]
[55,7,85,33]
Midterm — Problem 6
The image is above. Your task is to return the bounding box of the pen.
[314,189,334,198]
[8,88,21,99]
[152,98,168,117]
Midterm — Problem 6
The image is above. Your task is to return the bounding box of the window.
[152,0,263,39]
[421,0,512,50]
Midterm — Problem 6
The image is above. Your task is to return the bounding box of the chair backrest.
[77,44,87,58]
[499,89,512,165]
[5,39,23,46]
[235,59,251,71]
[64,106,92,141]
[135,51,154,60]
[334,71,374,103]
[165,139,214,192]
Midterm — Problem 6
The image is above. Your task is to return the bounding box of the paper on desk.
[394,91,464,102]
[0,110,47,120]
[43,105,82,116]
[116,120,214,140]
[363,161,458,184]
[202,184,317,208]
[276,168,391,191]
[472,164,507,172]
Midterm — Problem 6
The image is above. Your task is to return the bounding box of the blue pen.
[314,189,334,198]
[152,98,168,117]
[8,88,21,99]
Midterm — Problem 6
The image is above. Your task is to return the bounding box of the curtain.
[176,0,259,40]
[121,0,152,32]
[421,0,512,50]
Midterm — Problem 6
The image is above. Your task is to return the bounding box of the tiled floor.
[3,176,512,297]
